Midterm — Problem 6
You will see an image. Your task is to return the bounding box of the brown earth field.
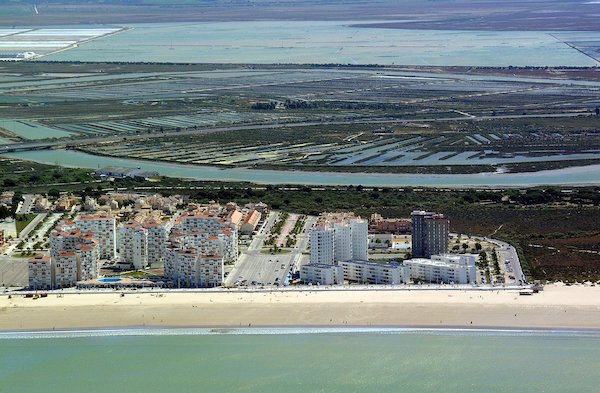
[524,237,600,283]
[3,0,600,32]
[443,206,600,283]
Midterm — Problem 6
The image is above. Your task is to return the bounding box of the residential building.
[351,219,369,260]
[162,212,238,288]
[404,253,476,284]
[369,214,412,234]
[228,210,243,228]
[49,225,101,288]
[310,217,369,265]
[118,221,149,269]
[174,212,238,262]
[33,196,52,212]
[144,220,170,267]
[300,263,344,285]
[333,222,353,262]
[338,260,410,285]
[95,166,159,179]
[411,210,449,258]
[164,247,224,288]
[240,209,262,235]
[76,213,117,260]
[310,226,335,265]
[28,254,52,290]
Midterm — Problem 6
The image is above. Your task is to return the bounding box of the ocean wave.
[1,326,599,340]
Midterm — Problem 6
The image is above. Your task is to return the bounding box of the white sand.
[1,284,599,331]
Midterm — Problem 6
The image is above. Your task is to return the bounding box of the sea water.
[0,328,599,393]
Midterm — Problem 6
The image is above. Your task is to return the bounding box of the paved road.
[226,212,315,287]
[16,194,35,215]
[485,237,527,285]
[22,213,62,252]
[0,256,28,288]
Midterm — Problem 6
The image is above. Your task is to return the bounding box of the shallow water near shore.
[1,328,599,392]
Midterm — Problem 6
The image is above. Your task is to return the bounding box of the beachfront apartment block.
[333,223,353,262]
[338,260,410,285]
[161,212,238,287]
[351,219,369,260]
[118,221,149,269]
[28,255,52,290]
[310,227,336,265]
[310,218,369,265]
[404,254,477,284]
[164,248,224,288]
[300,263,344,285]
[411,211,449,258]
[76,214,117,260]
[144,220,170,266]
[44,225,101,288]
[174,212,238,263]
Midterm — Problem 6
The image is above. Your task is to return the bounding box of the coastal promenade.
[1,284,599,331]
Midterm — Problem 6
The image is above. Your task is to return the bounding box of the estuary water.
[1,328,599,393]
[7,149,600,187]
[43,21,600,66]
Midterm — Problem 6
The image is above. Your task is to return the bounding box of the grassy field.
[15,214,38,236]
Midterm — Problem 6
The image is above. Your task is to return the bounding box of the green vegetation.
[270,212,289,236]
[291,215,307,235]
[261,247,291,255]
[2,156,600,282]
[15,214,37,236]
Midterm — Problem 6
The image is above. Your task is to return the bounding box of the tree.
[475,243,482,252]
[48,189,60,198]
[461,243,469,251]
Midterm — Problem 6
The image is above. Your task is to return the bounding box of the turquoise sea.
[1,328,599,393]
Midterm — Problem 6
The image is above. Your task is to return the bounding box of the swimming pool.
[98,278,122,283]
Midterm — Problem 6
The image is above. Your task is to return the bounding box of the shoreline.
[2,284,599,332]
[3,325,600,337]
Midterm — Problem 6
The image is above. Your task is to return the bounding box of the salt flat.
[43,21,600,66]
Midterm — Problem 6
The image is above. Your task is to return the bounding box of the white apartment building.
[118,221,149,269]
[300,263,344,285]
[338,260,410,285]
[76,214,117,260]
[334,223,353,262]
[310,227,335,265]
[164,247,224,288]
[47,225,101,288]
[310,218,369,265]
[404,254,477,284]
[350,219,369,260]
[144,220,170,267]
[174,213,238,263]
[28,255,52,290]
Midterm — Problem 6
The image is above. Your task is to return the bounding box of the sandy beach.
[1,284,600,331]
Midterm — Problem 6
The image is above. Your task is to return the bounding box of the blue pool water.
[98,278,122,283]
